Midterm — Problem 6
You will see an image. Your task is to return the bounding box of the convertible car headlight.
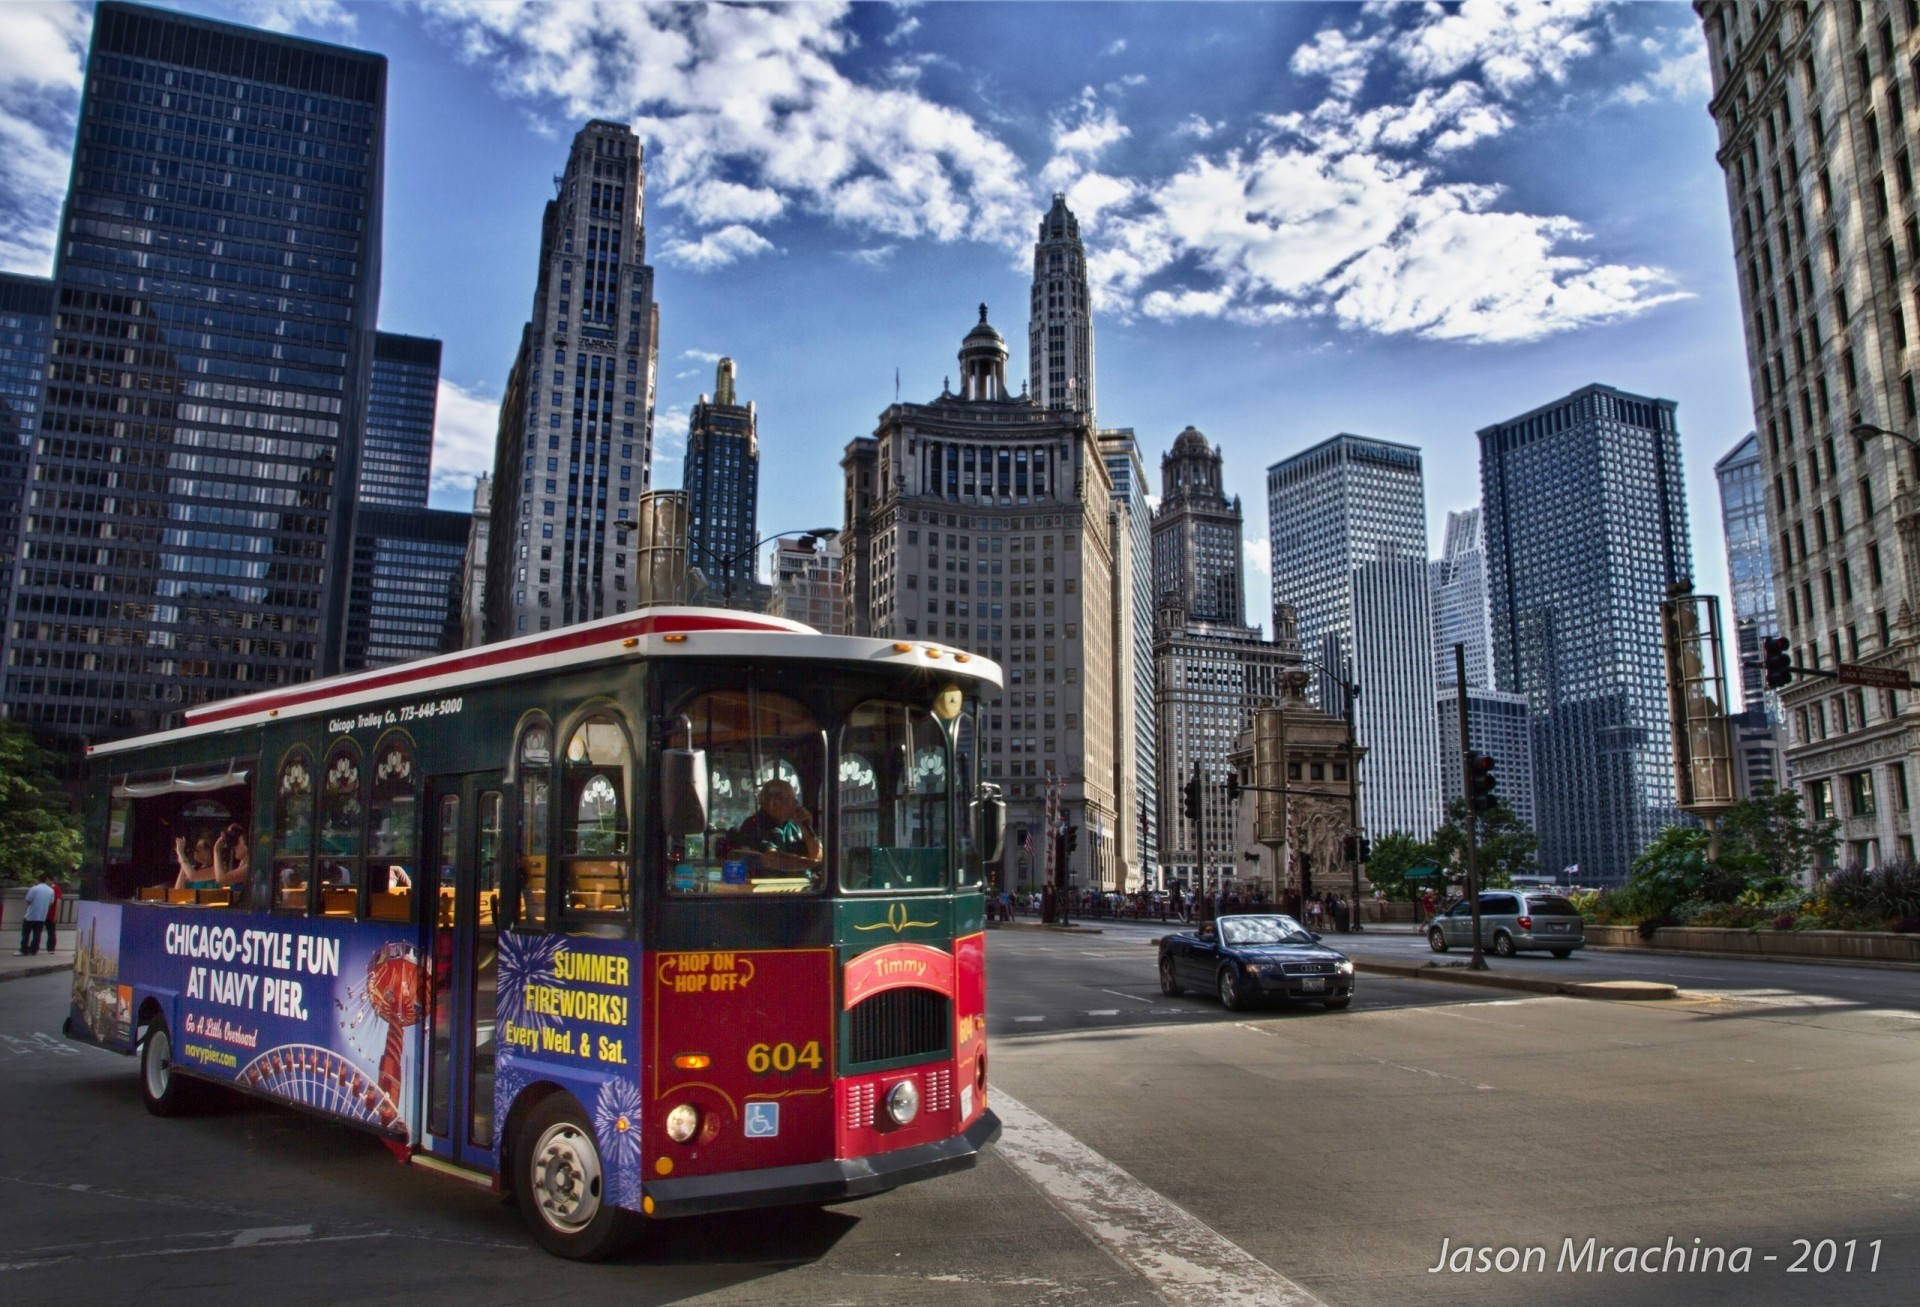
[1337,960,1354,974]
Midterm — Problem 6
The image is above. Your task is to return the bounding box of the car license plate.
[1299,977,1327,993]
[1547,924,1567,932]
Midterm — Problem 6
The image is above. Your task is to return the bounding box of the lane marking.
[993,1090,1327,1307]
[1097,988,1155,1004]
[1085,1009,1120,1017]
[1013,1015,1045,1023]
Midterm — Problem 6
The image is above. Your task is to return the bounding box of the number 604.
[746,1041,823,1074]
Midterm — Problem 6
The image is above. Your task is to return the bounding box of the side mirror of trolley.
[975,783,1006,865]
[660,749,710,838]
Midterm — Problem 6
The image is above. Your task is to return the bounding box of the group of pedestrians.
[13,872,61,956]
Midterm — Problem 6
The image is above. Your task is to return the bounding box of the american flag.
[1021,828,1033,856]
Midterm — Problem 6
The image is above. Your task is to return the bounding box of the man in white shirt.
[17,873,54,956]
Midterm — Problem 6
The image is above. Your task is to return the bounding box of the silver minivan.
[1428,891,1585,958]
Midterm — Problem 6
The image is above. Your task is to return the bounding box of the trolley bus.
[64,607,1005,1259]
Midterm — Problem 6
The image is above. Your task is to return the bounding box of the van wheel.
[139,1017,192,1117]
[1493,932,1516,958]
[1428,929,1449,952]
[515,1094,639,1261]
[1158,955,1183,996]
[1550,948,1573,959]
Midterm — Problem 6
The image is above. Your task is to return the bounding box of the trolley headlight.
[665,1103,702,1144]
[885,1079,920,1126]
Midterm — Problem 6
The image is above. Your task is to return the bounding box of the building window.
[1848,771,1876,818]
[1809,778,1835,821]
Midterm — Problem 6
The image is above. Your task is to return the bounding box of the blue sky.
[0,0,1748,625]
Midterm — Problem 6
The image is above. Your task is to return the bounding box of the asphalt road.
[2,933,1916,1306]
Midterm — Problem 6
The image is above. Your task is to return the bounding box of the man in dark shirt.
[732,779,823,876]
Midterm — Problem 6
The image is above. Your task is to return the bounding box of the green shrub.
[1823,859,1920,922]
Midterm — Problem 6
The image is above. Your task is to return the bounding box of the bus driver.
[731,779,823,877]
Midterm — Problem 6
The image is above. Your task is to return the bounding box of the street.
[2,930,1917,1305]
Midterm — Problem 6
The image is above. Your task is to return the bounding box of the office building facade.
[682,357,762,606]
[484,120,660,641]
[1029,193,1094,416]
[1480,383,1692,883]
[1101,428,1156,887]
[1715,431,1787,797]
[1153,427,1245,625]
[766,533,844,634]
[460,474,490,648]
[841,306,1119,891]
[1700,1,1920,865]
[1437,687,1538,832]
[343,507,468,670]
[359,332,440,508]
[0,274,54,683]
[1430,507,1495,689]
[5,2,387,747]
[1268,434,1442,839]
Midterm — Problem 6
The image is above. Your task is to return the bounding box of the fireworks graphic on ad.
[594,1078,645,1209]
[496,932,563,1045]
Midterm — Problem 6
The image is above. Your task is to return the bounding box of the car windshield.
[1527,896,1579,916]
[1218,915,1315,947]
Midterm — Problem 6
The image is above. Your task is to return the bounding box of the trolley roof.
[89,606,1003,760]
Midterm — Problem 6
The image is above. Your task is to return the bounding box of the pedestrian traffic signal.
[1183,770,1202,824]
[1763,635,1793,689]
[1468,752,1498,814]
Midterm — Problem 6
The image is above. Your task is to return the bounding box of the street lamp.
[614,522,838,607]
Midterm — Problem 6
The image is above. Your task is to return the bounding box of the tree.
[0,723,84,886]
[1621,823,1769,919]
[1714,784,1837,888]
[1362,831,1432,901]
[1427,797,1539,889]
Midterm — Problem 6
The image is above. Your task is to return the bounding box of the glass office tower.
[1479,383,1692,884]
[360,332,440,508]
[0,274,55,682]
[4,1,386,748]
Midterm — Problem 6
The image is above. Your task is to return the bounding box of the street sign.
[1835,663,1913,689]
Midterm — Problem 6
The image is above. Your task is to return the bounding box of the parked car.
[1159,913,1355,1011]
[1428,891,1586,958]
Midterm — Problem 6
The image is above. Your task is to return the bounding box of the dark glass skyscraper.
[0,274,55,682]
[344,506,468,671]
[360,331,440,507]
[4,1,386,747]
[682,357,759,603]
[1480,383,1692,884]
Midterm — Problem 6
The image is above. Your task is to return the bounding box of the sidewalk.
[0,938,72,983]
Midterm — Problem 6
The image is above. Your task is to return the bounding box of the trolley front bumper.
[641,1108,1001,1219]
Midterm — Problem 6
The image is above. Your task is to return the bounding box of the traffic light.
[1066,824,1079,853]
[1763,635,1793,689]
[1468,752,1499,814]
[1225,770,1242,802]
[1183,769,1202,824]
[1357,835,1372,864]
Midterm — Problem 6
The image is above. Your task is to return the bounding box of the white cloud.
[651,403,691,486]
[1243,537,1273,626]
[238,1,358,33]
[1618,27,1711,106]
[1290,25,1385,100]
[416,1,1032,252]
[659,223,777,270]
[842,244,899,267]
[0,3,87,274]
[1391,0,1613,96]
[678,178,786,225]
[682,349,724,364]
[1173,114,1223,141]
[1103,39,1127,57]
[1040,88,1130,192]
[429,379,501,494]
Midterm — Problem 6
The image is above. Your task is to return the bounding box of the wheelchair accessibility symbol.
[744,1101,780,1137]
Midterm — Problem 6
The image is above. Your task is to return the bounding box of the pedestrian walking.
[18,873,55,956]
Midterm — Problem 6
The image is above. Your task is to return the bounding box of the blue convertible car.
[1158,914,1356,1011]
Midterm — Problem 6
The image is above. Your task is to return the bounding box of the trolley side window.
[112,762,252,907]
[512,716,552,929]
[317,740,364,918]
[666,689,826,895]
[272,748,316,913]
[838,701,950,893]
[560,713,633,933]
[366,731,419,922]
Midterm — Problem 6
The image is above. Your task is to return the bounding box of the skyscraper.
[1699,2,1920,865]
[460,474,491,648]
[4,1,386,748]
[1715,432,1786,797]
[840,306,1118,890]
[766,533,844,634]
[1429,507,1494,690]
[1153,427,1244,625]
[1268,434,1442,839]
[1100,427,1156,887]
[682,357,762,606]
[359,332,441,507]
[1437,689,1538,833]
[484,119,660,641]
[1479,383,1691,883]
[0,274,54,683]
[1028,193,1094,416]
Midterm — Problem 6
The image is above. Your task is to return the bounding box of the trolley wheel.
[1158,955,1183,996]
[515,1094,639,1261]
[140,1016,193,1117]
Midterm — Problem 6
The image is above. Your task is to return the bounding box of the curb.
[1583,942,1920,973]
[0,962,70,984]
[988,921,1106,934]
[1354,959,1680,1001]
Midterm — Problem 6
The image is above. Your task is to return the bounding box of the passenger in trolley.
[730,777,824,878]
